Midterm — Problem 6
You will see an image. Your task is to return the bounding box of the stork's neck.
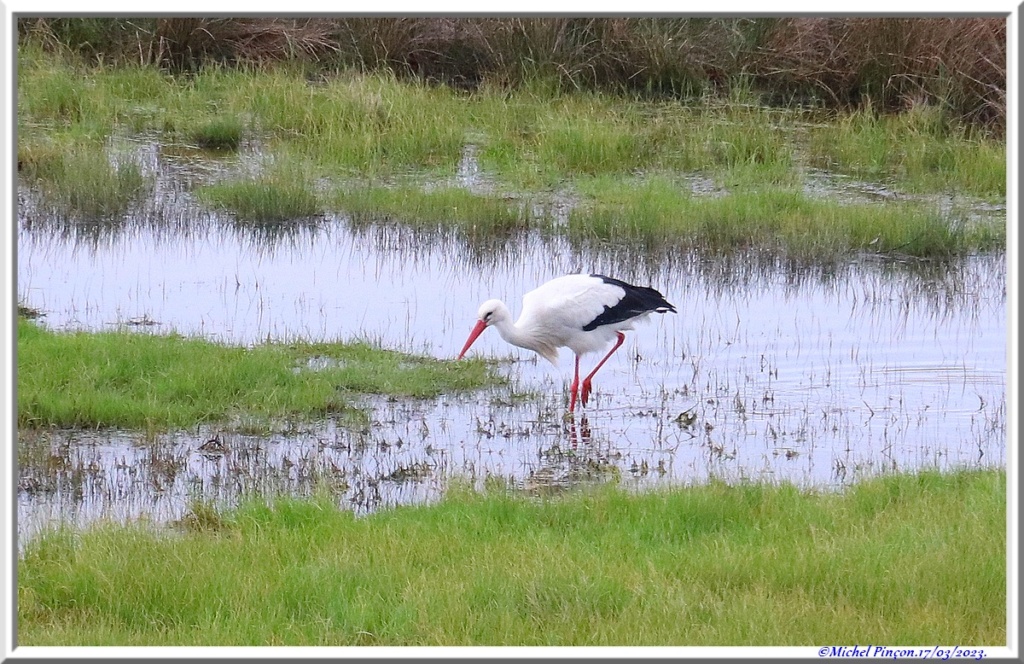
[490,310,532,350]
[489,303,559,365]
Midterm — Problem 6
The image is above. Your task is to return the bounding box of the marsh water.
[16,136,1007,545]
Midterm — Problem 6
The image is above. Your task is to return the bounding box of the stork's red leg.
[581,332,625,407]
[569,355,581,412]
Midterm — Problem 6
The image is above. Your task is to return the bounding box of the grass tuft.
[807,105,1006,199]
[190,117,244,150]
[20,142,149,220]
[196,176,320,221]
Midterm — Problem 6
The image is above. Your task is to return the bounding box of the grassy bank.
[17,468,1005,646]
[18,44,1005,196]
[16,317,500,431]
[16,45,1006,261]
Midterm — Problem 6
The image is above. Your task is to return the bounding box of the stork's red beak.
[458,319,488,359]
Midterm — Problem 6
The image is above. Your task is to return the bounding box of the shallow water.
[15,137,1007,545]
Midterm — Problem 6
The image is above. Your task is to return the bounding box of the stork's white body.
[458,274,676,412]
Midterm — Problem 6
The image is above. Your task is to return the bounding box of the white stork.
[457,274,676,412]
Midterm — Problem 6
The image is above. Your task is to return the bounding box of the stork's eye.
[483,311,493,322]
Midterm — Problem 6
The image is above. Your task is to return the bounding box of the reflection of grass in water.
[333,185,532,234]
[16,317,503,431]
[17,468,1005,645]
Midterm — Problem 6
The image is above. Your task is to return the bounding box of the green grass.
[18,17,1007,134]
[196,175,321,221]
[806,105,1006,200]
[332,185,532,233]
[16,46,1007,257]
[16,318,501,430]
[193,145,324,221]
[18,140,149,220]
[236,69,467,176]
[18,54,98,125]
[190,116,244,150]
[17,468,1005,645]
[466,91,797,187]
[568,176,1005,259]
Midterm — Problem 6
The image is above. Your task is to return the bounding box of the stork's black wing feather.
[582,275,677,331]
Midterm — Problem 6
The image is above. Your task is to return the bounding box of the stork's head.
[457,299,508,359]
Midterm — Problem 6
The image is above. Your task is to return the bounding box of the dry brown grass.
[331,17,748,94]
[754,17,1005,130]
[152,18,339,70]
